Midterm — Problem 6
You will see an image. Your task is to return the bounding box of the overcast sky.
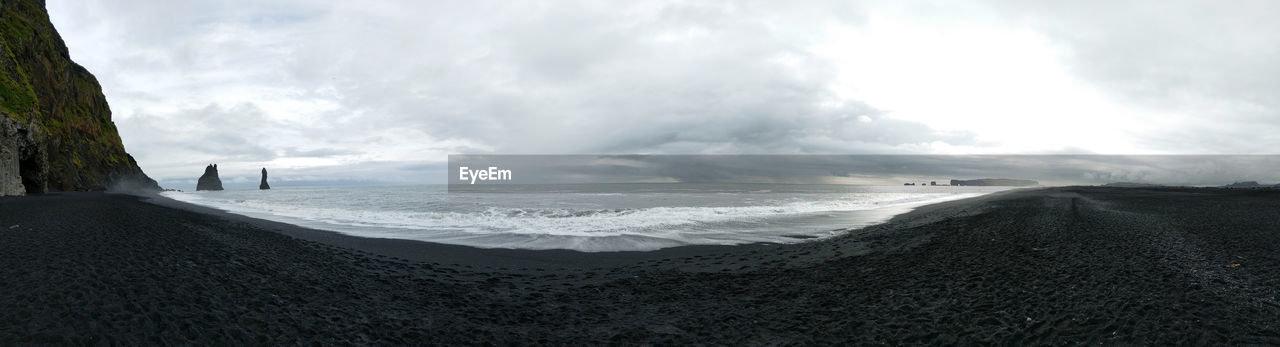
[47,1,1280,187]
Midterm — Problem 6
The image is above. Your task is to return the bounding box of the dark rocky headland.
[0,0,157,196]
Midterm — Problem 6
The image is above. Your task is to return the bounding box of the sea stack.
[259,168,270,190]
[196,164,223,191]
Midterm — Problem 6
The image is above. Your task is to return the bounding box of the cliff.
[950,178,1038,187]
[0,0,158,196]
[196,164,222,191]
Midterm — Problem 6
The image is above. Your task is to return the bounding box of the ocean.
[161,183,1007,252]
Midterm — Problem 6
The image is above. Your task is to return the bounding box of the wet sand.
[2,187,1278,344]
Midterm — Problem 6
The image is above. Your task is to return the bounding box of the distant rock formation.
[0,0,159,195]
[259,168,270,190]
[1104,182,1165,188]
[950,178,1038,187]
[196,164,223,191]
[1223,181,1263,188]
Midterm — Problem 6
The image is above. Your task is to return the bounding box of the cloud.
[49,0,984,186]
[46,1,1280,187]
[282,147,358,158]
[981,1,1280,153]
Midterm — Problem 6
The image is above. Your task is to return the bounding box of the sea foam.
[162,184,997,251]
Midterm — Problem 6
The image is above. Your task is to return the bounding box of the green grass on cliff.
[0,7,42,119]
[0,0,145,190]
[0,68,38,119]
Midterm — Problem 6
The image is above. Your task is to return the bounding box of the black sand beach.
[2,187,1279,344]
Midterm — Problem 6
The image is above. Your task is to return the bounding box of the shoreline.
[141,186,1024,272]
[3,186,1279,343]
[141,192,777,270]
[148,186,1004,260]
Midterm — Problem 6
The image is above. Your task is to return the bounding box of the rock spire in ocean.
[196,164,223,191]
[259,168,270,190]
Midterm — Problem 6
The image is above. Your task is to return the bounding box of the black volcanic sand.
[2,187,1279,344]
